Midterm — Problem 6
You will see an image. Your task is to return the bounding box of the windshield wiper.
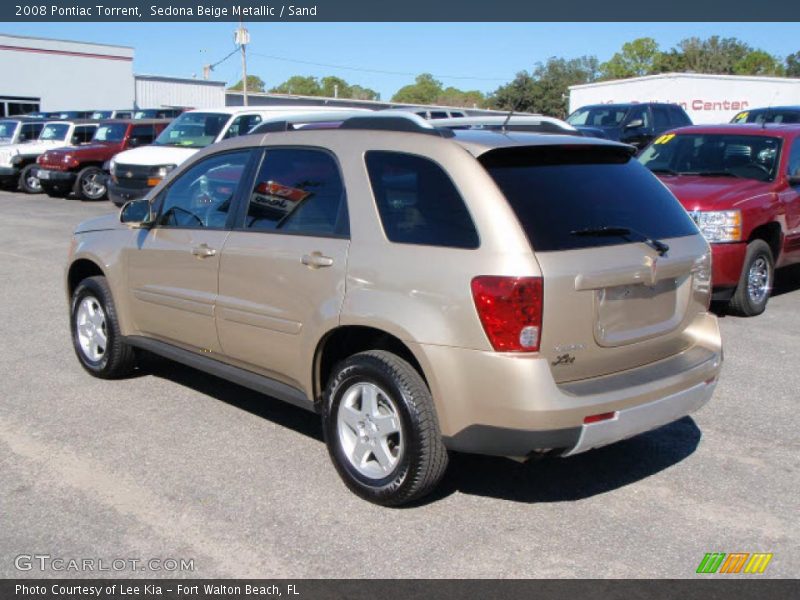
[570,226,670,256]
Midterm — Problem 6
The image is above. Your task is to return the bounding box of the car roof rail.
[339,113,455,137]
[249,110,375,134]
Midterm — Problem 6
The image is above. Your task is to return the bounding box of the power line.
[248,51,509,82]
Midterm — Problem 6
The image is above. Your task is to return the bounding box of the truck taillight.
[471,276,543,352]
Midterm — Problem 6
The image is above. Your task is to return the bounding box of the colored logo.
[696,552,773,574]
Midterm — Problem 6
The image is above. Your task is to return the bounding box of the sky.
[2,22,798,100]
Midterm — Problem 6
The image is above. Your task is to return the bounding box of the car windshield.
[39,123,70,141]
[0,120,19,141]
[731,109,800,124]
[480,145,697,252]
[153,112,228,148]
[91,111,113,119]
[567,107,628,127]
[93,123,128,142]
[639,133,782,182]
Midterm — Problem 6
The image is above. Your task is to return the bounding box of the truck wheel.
[70,275,136,379]
[728,239,774,317]
[74,166,107,201]
[18,164,42,194]
[322,350,448,506]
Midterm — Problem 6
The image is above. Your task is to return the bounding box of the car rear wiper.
[570,226,670,256]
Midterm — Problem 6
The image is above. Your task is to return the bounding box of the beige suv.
[66,114,723,506]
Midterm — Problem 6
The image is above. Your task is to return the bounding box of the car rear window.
[480,145,698,252]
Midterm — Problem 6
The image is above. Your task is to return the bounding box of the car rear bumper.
[414,312,722,458]
[711,242,747,288]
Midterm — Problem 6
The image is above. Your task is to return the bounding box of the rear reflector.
[583,411,616,424]
[471,276,543,352]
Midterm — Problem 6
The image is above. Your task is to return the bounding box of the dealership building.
[0,33,225,115]
[569,72,800,124]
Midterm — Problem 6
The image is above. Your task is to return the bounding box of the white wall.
[0,34,134,110]
[569,74,800,124]
[135,77,225,109]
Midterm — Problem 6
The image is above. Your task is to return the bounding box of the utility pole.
[234,20,250,106]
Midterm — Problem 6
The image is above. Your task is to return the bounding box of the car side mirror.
[625,118,644,129]
[119,199,154,228]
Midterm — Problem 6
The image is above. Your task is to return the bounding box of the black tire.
[18,164,42,194]
[322,350,448,506]
[70,275,136,379]
[728,239,774,317]
[74,166,107,201]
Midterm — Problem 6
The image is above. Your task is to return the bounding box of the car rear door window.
[365,151,479,249]
[669,106,691,126]
[652,106,670,130]
[480,145,697,252]
[243,148,348,237]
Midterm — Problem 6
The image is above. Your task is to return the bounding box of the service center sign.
[569,74,800,124]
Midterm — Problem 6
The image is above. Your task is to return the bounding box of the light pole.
[234,21,250,106]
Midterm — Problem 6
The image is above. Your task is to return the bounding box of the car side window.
[244,148,348,237]
[154,150,251,230]
[652,106,670,130]
[20,123,42,141]
[130,124,156,145]
[626,106,650,129]
[71,125,96,144]
[669,106,691,126]
[224,114,264,139]
[365,151,479,249]
[788,139,800,179]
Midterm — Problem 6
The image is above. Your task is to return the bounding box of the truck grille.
[113,163,151,189]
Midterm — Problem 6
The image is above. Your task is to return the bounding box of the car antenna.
[502,98,524,133]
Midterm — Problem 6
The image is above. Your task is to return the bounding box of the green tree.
[734,50,784,76]
[787,51,800,77]
[269,75,322,96]
[228,75,266,92]
[488,71,538,113]
[320,76,352,98]
[391,73,444,104]
[653,49,687,73]
[350,84,379,101]
[678,36,752,74]
[600,38,661,79]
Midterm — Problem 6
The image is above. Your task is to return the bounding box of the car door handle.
[301,252,334,268]
[191,244,217,258]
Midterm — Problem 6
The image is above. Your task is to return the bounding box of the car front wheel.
[70,275,136,378]
[323,350,448,506]
[74,166,107,201]
[728,239,774,317]
[18,164,42,194]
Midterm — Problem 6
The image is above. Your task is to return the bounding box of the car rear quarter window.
[244,148,348,237]
[669,106,691,126]
[480,145,697,252]
[365,151,479,249]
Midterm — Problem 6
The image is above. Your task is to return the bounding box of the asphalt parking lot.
[0,190,798,579]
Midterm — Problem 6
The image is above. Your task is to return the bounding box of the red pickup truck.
[36,119,169,200]
[639,124,800,316]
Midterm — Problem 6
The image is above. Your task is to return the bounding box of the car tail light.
[471,276,543,352]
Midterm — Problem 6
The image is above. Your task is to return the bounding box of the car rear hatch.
[479,144,710,383]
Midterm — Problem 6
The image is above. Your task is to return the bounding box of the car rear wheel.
[71,276,136,378]
[18,164,42,194]
[728,239,774,317]
[74,166,107,201]
[323,350,448,506]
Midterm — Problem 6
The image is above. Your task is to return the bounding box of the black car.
[731,106,800,124]
[566,102,692,149]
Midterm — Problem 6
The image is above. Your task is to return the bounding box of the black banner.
[3,0,800,22]
[2,580,800,600]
